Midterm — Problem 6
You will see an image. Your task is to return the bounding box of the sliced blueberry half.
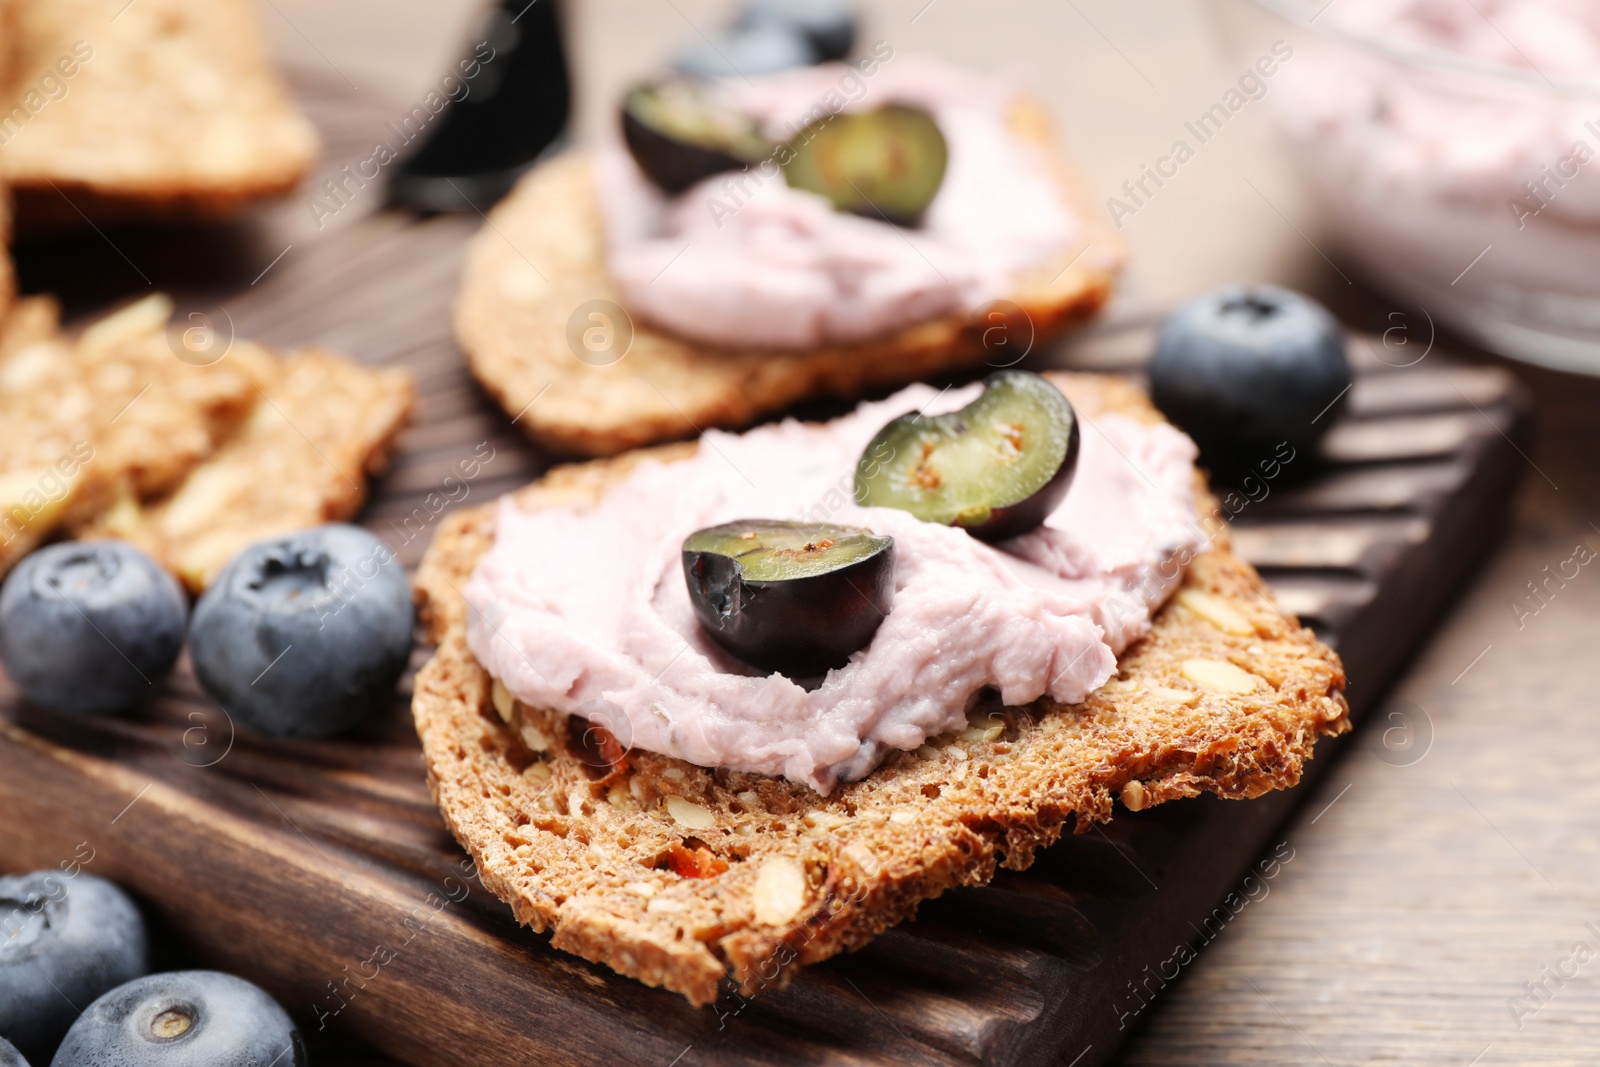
[683,520,893,677]
[622,80,773,194]
[782,104,947,225]
[854,370,1079,541]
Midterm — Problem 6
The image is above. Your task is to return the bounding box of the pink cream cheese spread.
[465,384,1205,794]
[594,57,1083,349]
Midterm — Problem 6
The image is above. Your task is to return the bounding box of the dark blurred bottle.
[389,0,570,212]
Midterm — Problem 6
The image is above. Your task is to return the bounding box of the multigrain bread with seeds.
[82,348,414,590]
[454,98,1123,458]
[411,372,1349,1006]
[0,0,318,231]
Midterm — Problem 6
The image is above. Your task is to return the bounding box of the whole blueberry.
[0,541,187,716]
[189,524,413,739]
[50,971,304,1067]
[0,871,149,1064]
[738,0,857,62]
[0,1037,31,1067]
[673,22,816,78]
[1149,284,1352,482]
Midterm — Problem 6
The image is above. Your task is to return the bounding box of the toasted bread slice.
[412,372,1349,1006]
[83,347,415,590]
[0,0,319,230]
[454,98,1123,458]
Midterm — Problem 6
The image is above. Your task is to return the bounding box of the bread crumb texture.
[412,373,1349,1006]
[454,97,1124,457]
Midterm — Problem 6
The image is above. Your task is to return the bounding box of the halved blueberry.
[0,1037,28,1067]
[0,541,187,716]
[50,971,304,1067]
[189,524,414,739]
[855,370,1079,541]
[1149,284,1352,482]
[683,520,893,677]
[783,105,947,225]
[621,80,773,194]
[0,871,149,1064]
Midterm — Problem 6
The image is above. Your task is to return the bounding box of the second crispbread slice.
[454,95,1123,458]
[411,371,1350,1007]
[84,347,415,590]
[0,0,319,230]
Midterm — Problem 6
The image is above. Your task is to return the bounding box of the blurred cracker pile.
[0,295,414,589]
[0,1,409,589]
[0,0,319,232]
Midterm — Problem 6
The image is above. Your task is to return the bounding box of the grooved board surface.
[0,73,1532,1067]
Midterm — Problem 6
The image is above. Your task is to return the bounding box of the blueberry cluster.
[0,525,414,738]
[0,872,302,1066]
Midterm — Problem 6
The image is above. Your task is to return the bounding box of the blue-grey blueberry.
[0,541,187,716]
[0,871,149,1063]
[189,524,413,738]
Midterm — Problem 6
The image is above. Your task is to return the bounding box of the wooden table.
[15,2,1600,1065]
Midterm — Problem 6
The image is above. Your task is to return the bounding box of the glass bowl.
[1211,0,1600,374]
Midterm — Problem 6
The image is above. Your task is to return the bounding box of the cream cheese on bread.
[595,58,1080,349]
[464,382,1204,793]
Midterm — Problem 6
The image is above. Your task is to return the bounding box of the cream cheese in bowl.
[465,383,1205,795]
[1216,0,1600,372]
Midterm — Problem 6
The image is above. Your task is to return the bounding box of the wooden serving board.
[1,78,1529,1067]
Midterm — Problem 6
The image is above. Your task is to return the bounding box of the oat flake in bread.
[412,372,1348,1005]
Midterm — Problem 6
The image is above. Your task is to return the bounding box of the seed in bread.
[453,96,1124,458]
[84,348,415,590]
[411,371,1349,1005]
[0,0,319,231]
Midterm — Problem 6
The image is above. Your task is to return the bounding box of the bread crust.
[453,98,1125,457]
[411,372,1349,1006]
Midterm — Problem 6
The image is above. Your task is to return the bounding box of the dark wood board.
[0,75,1530,1067]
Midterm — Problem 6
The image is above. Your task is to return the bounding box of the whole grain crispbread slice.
[80,346,415,590]
[411,372,1350,1006]
[0,0,319,231]
[0,292,414,585]
[453,97,1124,458]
